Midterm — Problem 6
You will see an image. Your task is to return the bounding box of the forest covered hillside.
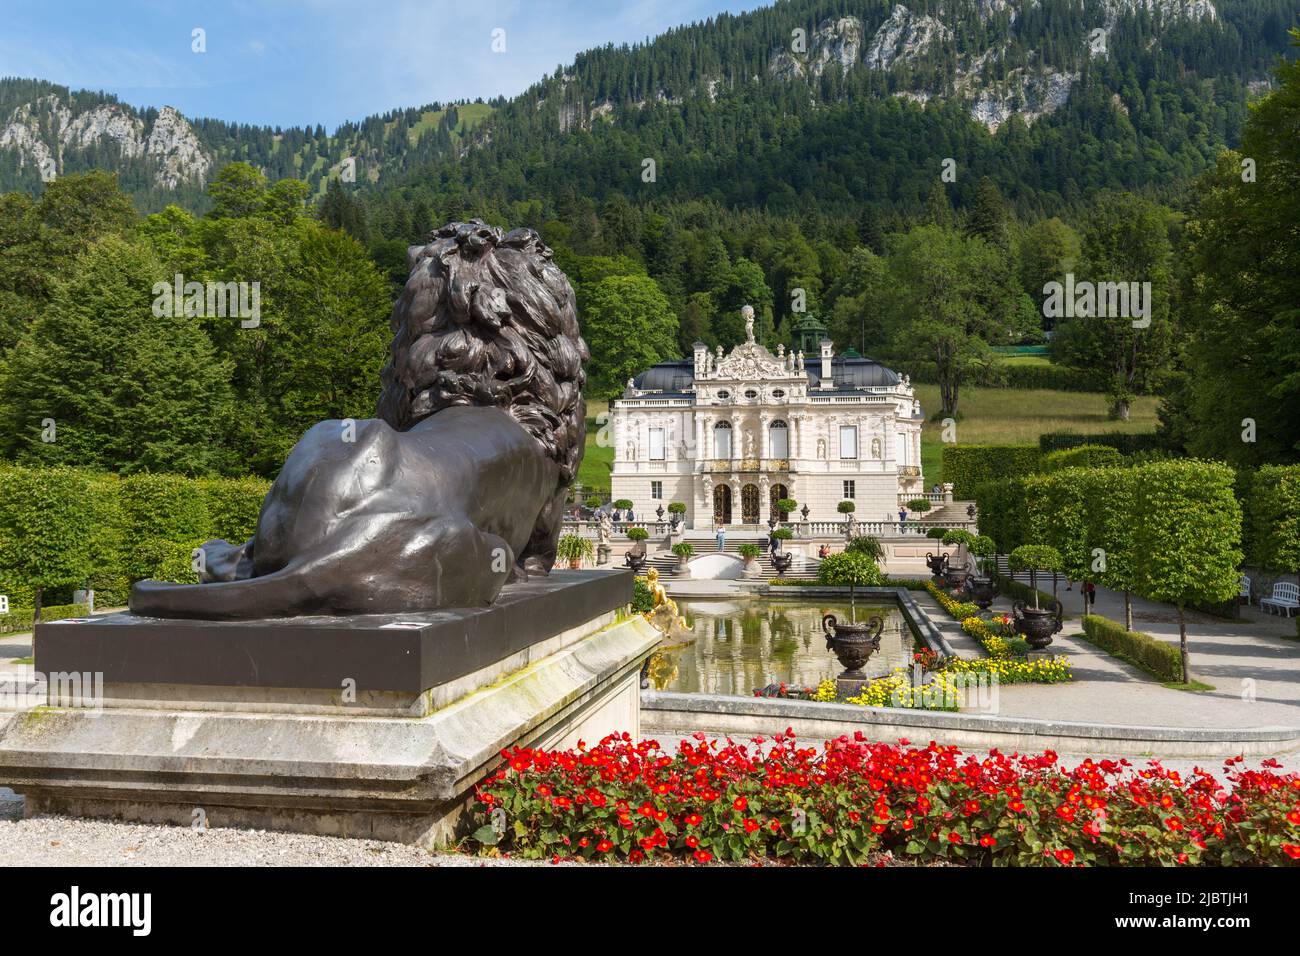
[2,0,1295,223]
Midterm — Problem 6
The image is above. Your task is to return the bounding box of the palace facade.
[609,309,926,528]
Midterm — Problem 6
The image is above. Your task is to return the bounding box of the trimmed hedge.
[907,361,1096,392]
[0,467,271,611]
[198,477,267,543]
[1080,614,1183,683]
[973,478,1030,554]
[1039,432,1165,455]
[1246,465,1300,574]
[1040,445,1124,472]
[0,602,90,634]
[943,445,1042,499]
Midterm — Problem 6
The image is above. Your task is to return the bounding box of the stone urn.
[925,552,949,583]
[772,551,794,575]
[1012,599,1063,649]
[821,613,884,680]
[966,576,997,611]
[623,549,647,573]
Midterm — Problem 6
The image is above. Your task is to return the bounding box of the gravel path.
[984,584,1300,731]
[0,789,583,866]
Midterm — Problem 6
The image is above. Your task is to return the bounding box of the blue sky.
[0,0,763,131]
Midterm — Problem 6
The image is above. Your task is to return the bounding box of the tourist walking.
[715,523,726,552]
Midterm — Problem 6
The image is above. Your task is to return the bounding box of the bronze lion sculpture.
[130,220,588,619]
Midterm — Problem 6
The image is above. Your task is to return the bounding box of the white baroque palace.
[609,307,926,528]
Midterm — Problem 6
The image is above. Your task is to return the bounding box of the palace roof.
[630,353,901,395]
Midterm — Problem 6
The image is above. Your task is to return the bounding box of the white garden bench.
[1260,581,1299,617]
[1239,574,1251,605]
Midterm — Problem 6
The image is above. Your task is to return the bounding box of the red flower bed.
[473,732,1300,866]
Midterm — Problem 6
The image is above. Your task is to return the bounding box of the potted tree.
[906,498,932,521]
[924,526,951,582]
[770,528,796,574]
[816,551,885,680]
[775,498,797,522]
[671,541,694,577]
[941,529,976,589]
[738,543,763,575]
[1008,544,1064,648]
[966,534,999,611]
[557,533,595,570]
[585,495,601,511]
[623,526,650,571]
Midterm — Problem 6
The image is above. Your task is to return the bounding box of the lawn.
[577,399,613,497]
[916,384,1160,486]
[997,354,1053,367]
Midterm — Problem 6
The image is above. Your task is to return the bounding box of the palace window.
[744,389,758,399]
[895,432,907,465]
[839,425,858,459]
[651,481,663,500]
[769,420,789,459]
[843,480,856,499]
[648,427,665,461]
[713,421,732,459]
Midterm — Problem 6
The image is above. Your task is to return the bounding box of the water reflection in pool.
[646,599,914,696]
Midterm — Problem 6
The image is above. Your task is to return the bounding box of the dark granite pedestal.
[0,569,660,846]
[36,569,634,715]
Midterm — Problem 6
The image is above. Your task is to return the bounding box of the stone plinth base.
[0,574,659,847]
[835,675,869,698]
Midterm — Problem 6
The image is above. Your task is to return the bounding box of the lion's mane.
[377,220,588,485]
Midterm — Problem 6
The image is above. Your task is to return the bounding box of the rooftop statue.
[130,220,588,619]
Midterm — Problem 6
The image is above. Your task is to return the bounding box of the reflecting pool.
[646,598,914,696]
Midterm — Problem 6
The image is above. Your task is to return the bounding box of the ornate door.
[741,483,761,524]
[769,483,789,518]
[713,484,732,524]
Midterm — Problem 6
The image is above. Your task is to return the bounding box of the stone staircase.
[917,501,976,527]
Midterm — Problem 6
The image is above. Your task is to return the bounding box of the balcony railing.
[700,458,789,473]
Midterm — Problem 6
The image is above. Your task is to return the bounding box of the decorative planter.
[1012,599,1063,649]
[771,551,793,575]
[966,576,996,611]
[925,552,949,583]
[821,613,884,679]
[623,550,647,573]
[674,555,692,579]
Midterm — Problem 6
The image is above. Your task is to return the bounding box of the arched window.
[769,419,788,459]
[713,421,732,459]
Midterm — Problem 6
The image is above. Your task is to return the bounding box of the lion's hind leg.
[516,487,569,577]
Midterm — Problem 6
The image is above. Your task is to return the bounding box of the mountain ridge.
[0,0,1294,216]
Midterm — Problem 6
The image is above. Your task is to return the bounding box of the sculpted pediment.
[714,342,790,381]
